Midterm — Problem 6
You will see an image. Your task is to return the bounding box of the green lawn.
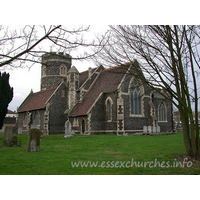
[0,132,199,175]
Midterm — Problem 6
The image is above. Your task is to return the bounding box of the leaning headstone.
[143,126,147,134]
[27,128,41,152]
[4,126,13,141]
[3,126,13,146]
[64,120,72,138]
[148,126,152,133]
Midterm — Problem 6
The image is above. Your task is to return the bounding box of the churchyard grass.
[0,132,199,175]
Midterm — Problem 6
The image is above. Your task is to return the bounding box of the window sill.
[129,114,144,118]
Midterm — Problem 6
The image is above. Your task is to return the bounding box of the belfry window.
[60,65,67,75]
[131,80,142,115]
[158,102,167,122]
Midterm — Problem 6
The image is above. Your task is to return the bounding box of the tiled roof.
[79,67,97,86]
[69,65,128,117]
[17,86,58,113]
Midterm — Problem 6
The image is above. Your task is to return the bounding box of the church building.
[16,52,174,135]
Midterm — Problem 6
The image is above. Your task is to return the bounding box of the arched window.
[130,79,142,115]
[23,112,31,126]
[105,97,113,121]
[60,65,67,75]
[158,102,167,122]
[81,119,86,134]
[24,112,28,125]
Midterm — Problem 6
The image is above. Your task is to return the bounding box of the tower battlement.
[41,52,72,90]
[42,52,72,64]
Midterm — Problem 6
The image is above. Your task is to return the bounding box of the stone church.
[16,52,174,135]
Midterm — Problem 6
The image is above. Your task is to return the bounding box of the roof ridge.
[103,62,132,72]
[17,86,59,113]
[80,66,98,74]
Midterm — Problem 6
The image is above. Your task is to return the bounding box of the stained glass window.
[131,80,141,115]
[158,102,167,121]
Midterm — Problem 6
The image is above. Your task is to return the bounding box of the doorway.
[81,119,86,134]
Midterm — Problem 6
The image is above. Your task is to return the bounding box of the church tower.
[41,52,72,90]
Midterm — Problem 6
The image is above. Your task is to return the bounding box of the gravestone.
[30,124,40,129]
[18,127,23,135]
[12,136,21,146]
[148,126,152,133]
[153,126,157,133]
[4,126,13,141]
[143,126,147,134]
[27,128,41,152]
[156,126,160,133]
[64,120,72,138]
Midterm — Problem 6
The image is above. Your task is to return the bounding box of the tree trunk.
[180,109,194,156]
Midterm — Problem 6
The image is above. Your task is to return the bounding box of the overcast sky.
[1,25,108,111]
[2,24,200,112]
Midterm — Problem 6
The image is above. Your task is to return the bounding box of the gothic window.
[23,112,31,126]
[81,119,86,134]
[23,112,28,125]
[73,118,79,127]
[130,79,142,115]
[105,97,113,121]
[158,102,167,122]
[60,65,67,75]
[70,73,74,82]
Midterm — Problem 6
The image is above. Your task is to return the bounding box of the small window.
[105,97,113,121]
[73,118,79,127]
[158,102,167,122]
[24,113,28,125]
[23,112,31,126]
[60,65,67,75]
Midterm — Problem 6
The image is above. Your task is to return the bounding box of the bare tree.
[0,25,105,70]
[0,25,107,127]
[92,25,200,158]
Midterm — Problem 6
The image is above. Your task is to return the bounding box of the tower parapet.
[41,52,72,90]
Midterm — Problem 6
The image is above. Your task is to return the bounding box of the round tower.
[41,52,72,90]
